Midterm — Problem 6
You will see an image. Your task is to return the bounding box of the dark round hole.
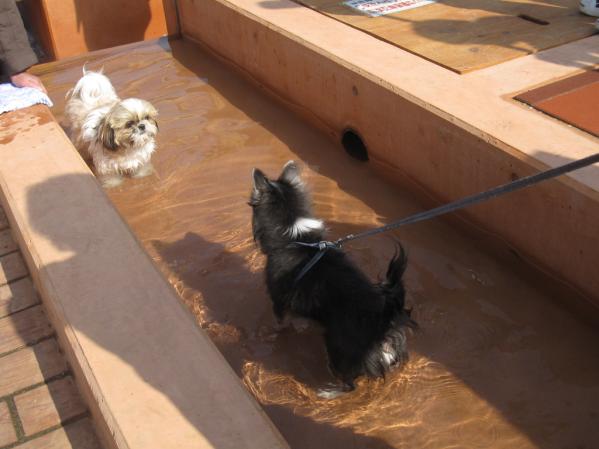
[341,129,369,161]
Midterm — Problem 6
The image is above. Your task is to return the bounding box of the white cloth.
[580,0,599,17]
[0,83,53,114]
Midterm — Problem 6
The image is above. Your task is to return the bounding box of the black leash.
[291,152,599,284]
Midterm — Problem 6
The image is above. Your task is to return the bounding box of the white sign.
[344,0,436,17]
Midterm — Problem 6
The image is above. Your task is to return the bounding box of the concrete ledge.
[177,0,599,304]
[0,106,289,449]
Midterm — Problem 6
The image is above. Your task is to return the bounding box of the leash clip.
[291,239,338,285]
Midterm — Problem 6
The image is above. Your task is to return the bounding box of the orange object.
[517,70,599,138]
[22,0,178,61]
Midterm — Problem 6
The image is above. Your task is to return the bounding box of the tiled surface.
[0,207,101,449]
[516,69,599,137]
[0,403,17,447]
[0,306,54,355]
[0,230,18,257]
[0,340,67,397]
[0,210,7,232]
[0,253,28,287]
[0,279,39,319]
[13,419,100,449]
[15,377,86,436]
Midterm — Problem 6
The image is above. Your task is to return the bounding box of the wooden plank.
[30,0,176,60]
[294,0,597,72]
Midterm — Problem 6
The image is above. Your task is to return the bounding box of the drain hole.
[342,129,369,161]
[517,14,549,25]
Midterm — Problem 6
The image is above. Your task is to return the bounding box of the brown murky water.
[38,38,599,449]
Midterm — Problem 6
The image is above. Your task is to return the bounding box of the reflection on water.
[39,37,599,449]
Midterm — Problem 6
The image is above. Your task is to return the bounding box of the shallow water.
[39,38,599,449]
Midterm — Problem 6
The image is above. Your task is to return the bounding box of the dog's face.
[98,98,158,151]
[250,161,323,252]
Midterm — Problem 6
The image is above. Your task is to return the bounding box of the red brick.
[0,306,53,354]
[0,252,28,286]
[0,339,66,396]
[0,277,39,319]
[0,229,18,257]
[14,418,101,449]
[0,401,17,447]
[15,376,86,436]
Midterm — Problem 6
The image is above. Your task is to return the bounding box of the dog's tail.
[380,243,416,327]
[363,243,416,378]
[66,69,118,110]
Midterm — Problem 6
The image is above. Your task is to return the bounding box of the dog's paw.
[291,317,311,333]
[132,162,154,178]
[257,325,278,342]
[273,316,291,332]
[316,384,350,400]
[99,174,124,188]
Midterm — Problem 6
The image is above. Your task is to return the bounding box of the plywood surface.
[292,0,597,72]
[27,0,178,60]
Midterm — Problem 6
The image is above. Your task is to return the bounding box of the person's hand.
[10,72,47,94]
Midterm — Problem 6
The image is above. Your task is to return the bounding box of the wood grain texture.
[25,0,177,60]
[294,0,597,72]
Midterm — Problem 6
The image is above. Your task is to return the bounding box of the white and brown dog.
[65,69,158,187]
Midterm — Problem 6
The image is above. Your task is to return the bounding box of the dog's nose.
[138,123,146,131]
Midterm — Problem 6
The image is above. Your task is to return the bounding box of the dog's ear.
[98,116,118,151]
[252,168,270,192]
[146,103,159,131]
[279,160,301,186]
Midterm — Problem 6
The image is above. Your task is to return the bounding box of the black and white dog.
[249,161,415,396]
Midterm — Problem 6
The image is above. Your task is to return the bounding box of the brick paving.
[0,207,101,449]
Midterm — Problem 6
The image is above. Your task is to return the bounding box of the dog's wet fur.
[249,161,416,396]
